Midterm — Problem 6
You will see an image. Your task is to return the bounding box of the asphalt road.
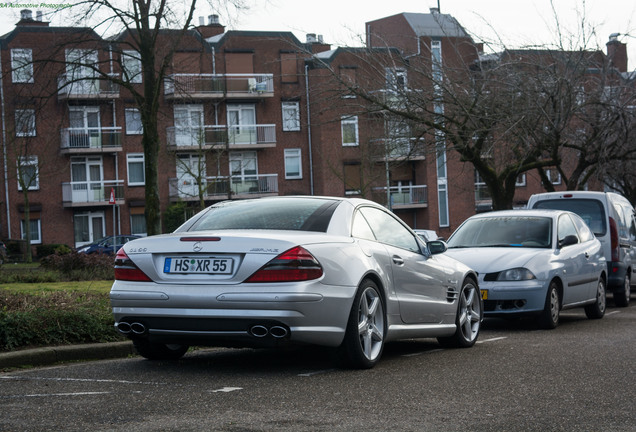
[1,299,634,432]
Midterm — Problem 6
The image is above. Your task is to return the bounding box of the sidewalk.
[0,341,136,370]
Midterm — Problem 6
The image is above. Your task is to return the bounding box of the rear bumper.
[607,261,628,292]
[110,280,356,348]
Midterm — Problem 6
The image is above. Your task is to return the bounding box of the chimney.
[606,33,628,73]
[36,10,42,21]
[306,33,331,53]
[196,15,225,38]
[430,7,440,14]
[20,9,33,20]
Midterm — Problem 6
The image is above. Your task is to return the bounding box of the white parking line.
[402,348,445,357]
[476,337,508,344]
[3,392,111,399]
[210,387,242,393]
[298,369,336,377]
[606,311,621,316]
[0,376,163,385]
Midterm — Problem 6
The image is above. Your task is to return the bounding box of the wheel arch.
[550,276,564,308]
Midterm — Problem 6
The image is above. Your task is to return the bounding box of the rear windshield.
[532,199,606,236]
[187,198,339,232]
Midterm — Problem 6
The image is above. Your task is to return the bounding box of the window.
[339,67,357,98]
[343,162,361,195]
[122,50,142,83]
[127,153,145,186]
[17,156,39,191]
[11,49,33,83]
[357,206,419,252]
[281,102,300,131]
[546,169,561,185]
[125,108,143,134]
[341,116,359,146]
[516,174,527,187]
[386,68,407,92]
[227,105,256,145]
[15,109,36,137]
[21,219,41,244]
[284,149,302,179]
[130,214,147,236]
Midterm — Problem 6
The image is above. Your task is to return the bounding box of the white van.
[527,191,635,306]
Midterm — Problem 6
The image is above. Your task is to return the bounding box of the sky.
[0,0,635,69]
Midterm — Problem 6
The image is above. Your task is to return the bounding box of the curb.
[0,341,136,370]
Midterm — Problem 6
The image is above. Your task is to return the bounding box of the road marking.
[210,387,242,393]
[476,337,507,344]
[402,348,445,357]
[0,376,163,385]
[298,369,336,377]
[2,392,111,399]
[606,311,620,316]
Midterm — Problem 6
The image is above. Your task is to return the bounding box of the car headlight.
[76,246,89,253]
[497,268,536,281]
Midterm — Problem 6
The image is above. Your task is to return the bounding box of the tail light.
[114,248,152,282]
[246,246,323,283]
[609,217,620,262]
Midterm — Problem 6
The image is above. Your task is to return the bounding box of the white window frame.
[11,48,33,83]
[15,108,36,137]
[284,148,302,179]
[546,169,562,185]
[125,108,143,135]
[127,153,145,186]
[21,219,42,244]
[122,50,142,84]
[281,102,300,131]
[341,116,359,147]
[130,214,147,236]
[516,173,527,187]
[17,155,39,191]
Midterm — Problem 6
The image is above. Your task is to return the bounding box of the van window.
[532,199,606,236]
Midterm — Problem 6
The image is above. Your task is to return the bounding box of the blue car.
[76,235,141,255]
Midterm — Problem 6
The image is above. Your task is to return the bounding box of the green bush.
[0,290,123,351]
[40,251,114,281]
[36,244,72,258]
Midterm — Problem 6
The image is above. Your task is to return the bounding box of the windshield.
[448,216,552,248]
[188,198,339,232]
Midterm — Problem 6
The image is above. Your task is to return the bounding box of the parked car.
[414,229,439,242]
[527,191,635,307]
[77,235,141,255]
[111,196,482,368]
[444,209,606,329]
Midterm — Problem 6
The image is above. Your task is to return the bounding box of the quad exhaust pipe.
[117,321,147,335]
[249,324,289,339]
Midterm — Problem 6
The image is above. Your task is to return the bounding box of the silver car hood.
[444,247,545,273]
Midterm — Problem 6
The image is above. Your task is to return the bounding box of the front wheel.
[584,278,606,319]
[538,281,560,329]
[613,274,631,307]
[339,279,386,369]
[133,339,189,360]
[438,277,482,348]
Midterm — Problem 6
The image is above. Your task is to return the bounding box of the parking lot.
[1,297,634,431]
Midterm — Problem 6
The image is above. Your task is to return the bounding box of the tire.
[133,339,189,360]
[438,277,482,348]
[584,278,606,319]
[339,279,386,369]
[613,274,631,308]
[538,281,560,329]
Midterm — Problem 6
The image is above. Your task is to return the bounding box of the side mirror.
[559,234,579,248]
[428,240,448,255]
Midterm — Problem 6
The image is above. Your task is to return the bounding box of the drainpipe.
[304,64,314,195]
[0,52,11,239]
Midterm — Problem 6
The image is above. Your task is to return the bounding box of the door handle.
[392,256,404,265]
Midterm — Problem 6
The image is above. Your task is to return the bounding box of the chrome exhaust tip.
[269,326,289,338]
[116,322,132,334]
[249,325,269,337]
[130,322,147,335]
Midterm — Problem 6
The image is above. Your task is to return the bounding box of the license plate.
[480,289,488,300]
[163,257,234,274]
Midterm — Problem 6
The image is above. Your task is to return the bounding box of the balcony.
[168,174,278,201]
[62,180,124,207]
[166,124,276,150]
[164,74,274,99]
[57,74,120,100]
[60,127,123,154]
[372,138,426,161]
[373,185,428,209]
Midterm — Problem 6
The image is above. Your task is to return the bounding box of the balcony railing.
[164,73,274,98]
[373,185,428,209]
[168,174,278,200]
[62,180,124,207]
[60,127,123,153]
[57,74,120,99]
[166,124,276,149]
[372,138,426,161]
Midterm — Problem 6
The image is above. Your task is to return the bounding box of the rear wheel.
[133,339,189,360]
[614,274,631,307]
[585,278,606,319]
[538,281,560,329]
[339,279,386,369]
[438,277,482,348]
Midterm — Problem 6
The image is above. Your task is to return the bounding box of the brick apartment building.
[0,8,631,255]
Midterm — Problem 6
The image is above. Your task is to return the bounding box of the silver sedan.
[111,196,482,368]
